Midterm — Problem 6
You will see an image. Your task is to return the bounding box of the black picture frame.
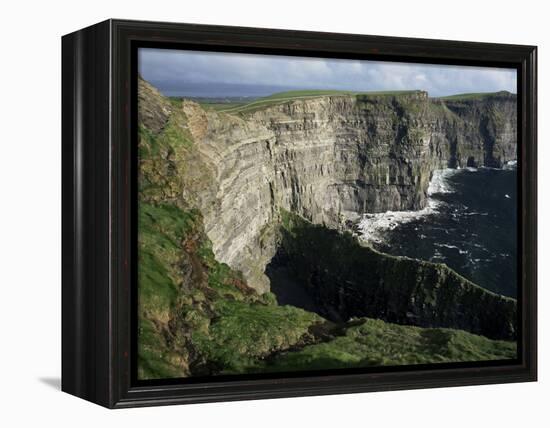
[61,19,537,408]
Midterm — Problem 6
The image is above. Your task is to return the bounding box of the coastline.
[354,163,517,245]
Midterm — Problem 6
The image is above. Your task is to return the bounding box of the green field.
[437,91,513,101]
[171,90,512,115]
[174,89,512,115]
[168,96,249,112]
[216,89,422,114]
[198,102,248,111]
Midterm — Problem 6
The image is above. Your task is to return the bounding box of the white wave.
[503,160,517,170]
[355,197,442,244]
[435,243,459,249]
[355,204,437,244]
[431,249,446,261]
[355,168,459,244]
[463,211,489,216]
[427,168,460,195]
[433,243,469,255]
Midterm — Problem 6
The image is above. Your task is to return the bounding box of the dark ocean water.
[365,168,518,298]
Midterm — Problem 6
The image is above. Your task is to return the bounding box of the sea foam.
[503,160,517,170]
[356,168,458,244]
[427,168,460,195]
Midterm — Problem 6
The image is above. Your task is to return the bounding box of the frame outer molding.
[62,19,537,408]
[62,19,113,407]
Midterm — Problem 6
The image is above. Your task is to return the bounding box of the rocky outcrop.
[138,78,516,295]
[138,76,172,133]
[275,211,516,340]
[429,93,517,168]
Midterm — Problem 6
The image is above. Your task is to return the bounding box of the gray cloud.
[139,48,516,98]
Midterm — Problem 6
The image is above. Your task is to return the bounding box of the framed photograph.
[62,19,537,408]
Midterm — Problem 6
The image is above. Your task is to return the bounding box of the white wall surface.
[0,0,547,425]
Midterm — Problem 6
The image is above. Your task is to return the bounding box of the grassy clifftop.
[437,90,515,101]
[210,89,423,114]
[199,89,515,115]
[257,318,515,372]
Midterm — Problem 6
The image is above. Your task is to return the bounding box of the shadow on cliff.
[265,250,326,317]
[265,211,517,341]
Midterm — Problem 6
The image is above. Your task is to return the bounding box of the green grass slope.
[257,318,516,372]
[437,91,514,101]
[138,201,323,379]
[217,89,422,114]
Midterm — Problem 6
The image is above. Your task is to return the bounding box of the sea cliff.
[139,78,516,294]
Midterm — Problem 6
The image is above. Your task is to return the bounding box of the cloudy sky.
[139,48,517,98]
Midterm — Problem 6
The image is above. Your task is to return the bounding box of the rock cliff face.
[138,78,516,295]
[433,95,517,168]
[137,78,520,376]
